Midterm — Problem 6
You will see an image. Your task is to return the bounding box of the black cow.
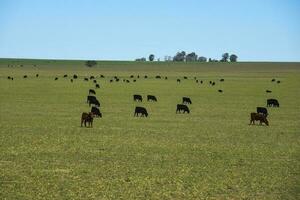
[133,94,142,102]
[87,95,97,103]
[91,107,102,118]
[89,89,96,95]
[196,80,199,83]
[63,74,68,78]
[220,79,224,82]
[95,84,100,88]
[134,107,148,117]
[177,79,181,83]
[183,76,188,79]
[165,77,168,80]
[137,75,140,78]
[277,81,281,84]
[73,75,78,79]
[249,113,269,126]
[218,90,223,93]
[93,80,97,84]
[257,107,268,117]
[70,79,73,82]
[271,79,276,82]
[90,99,100,107]
[84,78,89,81]
[133,80,137,82]
[176,104,190,114]
[23,75,27,78]
[7,76,11,79]
[144,75,148,79]
[266,90,272,93]
[110,79,113,83]
[130,75,134,78]
[182,97,192,104]
[100,75,105,78]
[212,82,215,86]
[200,80,203,84]
[267,99,280,107]
[36,74,39,77]
[209,81,212,84]
[55,77,58,80]
[156,75,161,79]
[147,95,157,102]
[90,76,95,80]
[126,80,130,83]
[116,78,120,82]
[81,112,94,127]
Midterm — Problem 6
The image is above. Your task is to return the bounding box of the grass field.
[0,59,299,199]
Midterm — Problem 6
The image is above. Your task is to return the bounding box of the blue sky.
[0,0,299,61]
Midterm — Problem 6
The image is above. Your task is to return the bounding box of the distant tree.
[85,60,97,67]
[230,54,238,62]
[198,56,207,62]
[208,58,212,62]
[149,54,155,61]
[186,52,198,62]
[173,51,186,62]
[221,53,229,62]
[135,57,146,62]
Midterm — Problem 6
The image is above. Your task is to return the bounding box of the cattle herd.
[5,71,281,128]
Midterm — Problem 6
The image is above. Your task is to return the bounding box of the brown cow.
[81,112,94,127]
[249,113,269,126]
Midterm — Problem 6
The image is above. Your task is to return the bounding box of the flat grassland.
[0,59,299,199]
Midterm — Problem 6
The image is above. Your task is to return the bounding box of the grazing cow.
[200,80,203,84]
[144,75,148,79]
[89,99,100,107]
[116,78,120,82]
[165,77,168,80]
[277,81,281,84]
[81,112,94,127]
[176,104,190,114]
[209,81,212,84]
[249,113,269,126]
[194,77,197,80]
[218,90,223,93]
[95,84,100,88]
[156,75,161,79]
[182,97,192,104]
[23,75,27,78]
[126,80,130,83]
[93,80,97,83]
[89,89,96,95]
[100,75,105,78]
[73,75,78,79]
[183,76,188,79]
[91,107,102,118]
[177,79,181,83]
[110,79,113,83]
[147,95,157,102]
[133,94,143,102]
[7,76,11,79]
[196,80,199,83]
[137,75,140,78]
[134,107,148,117]
[84,78,89,81]
[130,75,134,78]
[36,74,39,77]
[11,77,13,80]
[55,77,58,80]
[90,76,95,80]
[70,79,73,82]
[266,90,272,93]
[220,78,224,82]
[87,95,97,103]
[63,74,68,78]
[257,107,268,117]
[133,79,137,82]
[267,99,280,107]
[212,82,215,86]
[271,79,276,82]
[113,76,118,80]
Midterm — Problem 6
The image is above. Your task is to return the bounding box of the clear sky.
[0,0,299,61]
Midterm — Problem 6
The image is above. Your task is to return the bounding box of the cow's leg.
[81,119,83,127]
[84,120,87,127]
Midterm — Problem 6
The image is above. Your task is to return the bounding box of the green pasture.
[0,59,299,199]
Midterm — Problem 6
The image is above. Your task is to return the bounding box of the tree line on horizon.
[135,52,238,62]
